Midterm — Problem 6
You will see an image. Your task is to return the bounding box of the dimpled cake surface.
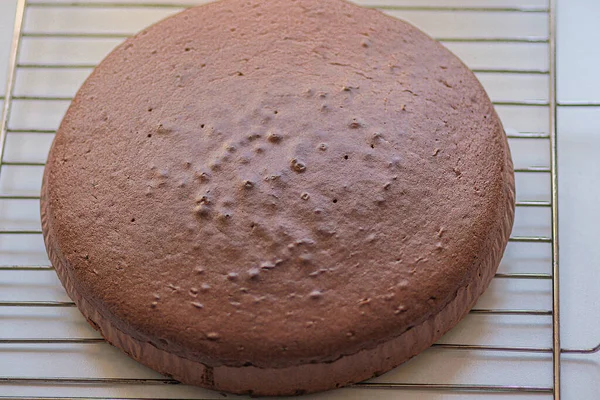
[41,0,515,395]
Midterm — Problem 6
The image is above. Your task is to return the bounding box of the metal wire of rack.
[0,0,599,399]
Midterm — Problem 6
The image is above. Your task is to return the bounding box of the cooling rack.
[0,0,599,399]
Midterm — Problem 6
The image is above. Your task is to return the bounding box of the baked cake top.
[45,0,511,369]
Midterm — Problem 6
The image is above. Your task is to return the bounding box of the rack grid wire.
[0,0,598,399]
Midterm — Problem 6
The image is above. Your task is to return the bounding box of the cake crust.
[42,0,515,395]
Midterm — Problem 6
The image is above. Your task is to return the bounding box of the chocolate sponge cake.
[41,0,515,395]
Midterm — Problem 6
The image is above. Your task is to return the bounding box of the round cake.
[41,0,515,395]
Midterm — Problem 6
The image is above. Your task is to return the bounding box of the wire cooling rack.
[1,0,599,399]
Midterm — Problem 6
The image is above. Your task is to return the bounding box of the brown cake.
[41,0,515,395]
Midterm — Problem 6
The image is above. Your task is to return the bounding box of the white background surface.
[0,0,598,399]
